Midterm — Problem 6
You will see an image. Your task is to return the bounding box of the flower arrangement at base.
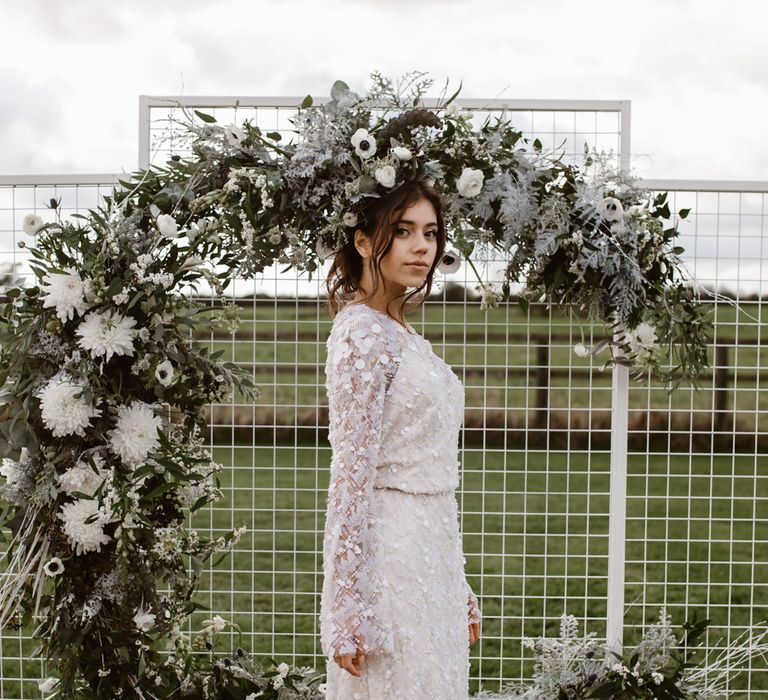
[473,608,768,700]
[0,71,715,696]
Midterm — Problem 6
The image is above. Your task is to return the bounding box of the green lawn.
[1,299,766,696]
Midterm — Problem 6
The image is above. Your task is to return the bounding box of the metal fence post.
[605,361,629,662]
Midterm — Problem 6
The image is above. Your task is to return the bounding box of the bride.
[320,179,481,699]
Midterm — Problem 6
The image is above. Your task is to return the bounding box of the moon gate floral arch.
[0,72,711,697]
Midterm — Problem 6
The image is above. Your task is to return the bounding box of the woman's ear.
[354,229,370,259]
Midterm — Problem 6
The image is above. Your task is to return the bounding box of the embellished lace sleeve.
[465,578,481,626]
[320,310,399,659]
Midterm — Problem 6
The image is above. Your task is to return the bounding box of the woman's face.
[358,197,439,299]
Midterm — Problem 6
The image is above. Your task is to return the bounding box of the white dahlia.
[107,401,163,468]
[40,267,91,323]
[58,498,111,555]
[75,309,138,363]
[57,453,107,497]
[35,373,102,438]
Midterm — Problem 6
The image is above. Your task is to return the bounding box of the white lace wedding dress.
[319,302,481,699]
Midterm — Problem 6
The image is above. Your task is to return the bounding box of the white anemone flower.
[342,211,358,228]
[40,267,91,323]
[351,128,376,159]
[35,373,102,438]
[155,359,174,387]
[43,557,65,577]
[57,498,111,555]
[224,124,245,147]
[107,401,164,468]
[437,247,461,275]
[598,197,624,222]
[75,309,138,363]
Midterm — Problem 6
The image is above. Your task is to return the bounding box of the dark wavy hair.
[324,180,446,323]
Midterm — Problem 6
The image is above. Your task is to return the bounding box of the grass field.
[0,298,766,696]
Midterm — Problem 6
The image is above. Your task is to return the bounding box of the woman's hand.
[334,648,365,676]
[469,622,480,645]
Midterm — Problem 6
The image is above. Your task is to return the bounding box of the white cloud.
[0,0,765,180]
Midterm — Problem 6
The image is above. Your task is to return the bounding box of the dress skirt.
[325,486,470,699]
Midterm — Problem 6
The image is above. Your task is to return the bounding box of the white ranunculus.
[38,677,59,693]
[133,608,156,632]
[351,128,376,159]
[75,309,138,364]
[278,662,290,677]
[107,401,164,468]
[43,557,65,577]
[224,124,245,147]
[456,167,484,198]
[22,213,45,236]
[58,498,111,555]
[40,266,91,323]
[155,359,174,387]
[156,214,179,239]
[374,165,396,188]
[392,146,413,161]
[35,373,102,438]
[342,211,358,228]
[598,197,624,222]
[437,247,461,275]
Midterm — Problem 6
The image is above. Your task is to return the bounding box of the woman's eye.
[397,228,437,238]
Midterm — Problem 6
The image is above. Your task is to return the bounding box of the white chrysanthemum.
[57,453,107,497]
[40,266,91,323]
[155,359,174,387]
[75,309,138,363]
[374,164,396,188]
[35,373,102,438]
[456,167,484,197]
[156,214,178,239]
[43,557,65,577]
[22,213,45,236]
[133,607,156,632]
[107,401,163,467]
[58,498,111,555]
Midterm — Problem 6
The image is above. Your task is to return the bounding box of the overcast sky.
[1,0,766,182]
